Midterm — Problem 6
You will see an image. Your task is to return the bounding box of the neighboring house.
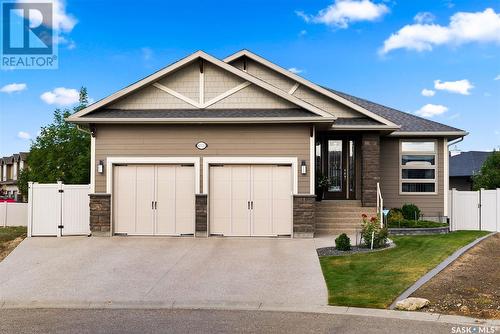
[0,152,29,200]
[449,151,491,190]
[67,50,467,237]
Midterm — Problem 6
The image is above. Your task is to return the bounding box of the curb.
[389,232,497,309]
[1,300,498,327]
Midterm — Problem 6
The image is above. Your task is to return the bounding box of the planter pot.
[315,188,325,202]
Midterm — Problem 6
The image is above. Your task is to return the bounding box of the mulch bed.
[411,233,500,319]
[317,242,395,256]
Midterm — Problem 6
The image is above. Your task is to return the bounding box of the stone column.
[293,194,316,238]
[361,134,380,207]
[89,193,111,236]
[195,194,208,237]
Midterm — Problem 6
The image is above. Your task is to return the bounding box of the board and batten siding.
[380,137,445,218]
[94,124,311,194]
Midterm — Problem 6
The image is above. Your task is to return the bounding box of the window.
[400,140,437,194]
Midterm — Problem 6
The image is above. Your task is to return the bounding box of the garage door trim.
[202,157,298,195]
[107,157,200,236]
[204,157,297,237]
[106,157,201,194]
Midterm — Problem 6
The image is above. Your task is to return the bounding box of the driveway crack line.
[143,242,198,298]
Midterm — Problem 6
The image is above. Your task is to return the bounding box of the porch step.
[316,216,364,224]
[314,200,377,236]
[316,210,376,218]
[316,200,362,207]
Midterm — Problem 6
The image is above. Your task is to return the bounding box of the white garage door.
[113,165,195,235]
[209,165,292,237]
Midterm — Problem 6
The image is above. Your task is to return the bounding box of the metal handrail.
[377,182,383,227]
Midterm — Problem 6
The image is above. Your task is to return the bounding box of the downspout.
[75,124,95,193]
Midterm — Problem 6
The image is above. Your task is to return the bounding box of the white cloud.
[415,104,448,118]
[434,79,473,95]
[421,88,435,97]
[17,131,31,140]
[414,12,435,24]
[495,74,500,80]
[288,67,304,74]
[296,0,389,28]
[380,8,500,54]
[299,29,307,37]
[40,87,79,106]
[0,83,27,93]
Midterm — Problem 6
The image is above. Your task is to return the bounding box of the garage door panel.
[209,164,292,237]
[251,166,273,236]
[174,166,195,234]
[273,166,292,235]
[156,166,176,235]
[209,167,231,234]
[230,166,251,236]
[113,166,136,234]
[135,166,155,235]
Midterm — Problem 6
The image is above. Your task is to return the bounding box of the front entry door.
[323,138,356,200]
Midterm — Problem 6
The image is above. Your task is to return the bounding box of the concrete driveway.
[0,237,327,308]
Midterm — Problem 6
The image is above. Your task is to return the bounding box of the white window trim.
[399,139,438,195]
[105,157,201,195]
[202,157,299,195]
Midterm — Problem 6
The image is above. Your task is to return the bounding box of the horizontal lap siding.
[380,138,445,217]
[94,124,311,194]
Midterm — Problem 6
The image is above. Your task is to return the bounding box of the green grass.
[0,226,27,253]
[387,220,448,228]
[319,231,489,309]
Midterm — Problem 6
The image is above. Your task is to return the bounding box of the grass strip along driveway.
[319,231,489,309]
[0,226,27,262]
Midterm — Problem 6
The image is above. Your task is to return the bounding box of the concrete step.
[316,217,364,223]
[316,224,361,231]
[315,206,376,213]
[316,211,373,219]
[316,200,362,207]
[315,228,362,235]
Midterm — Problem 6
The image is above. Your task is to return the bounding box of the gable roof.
[225,50,467,138]
[327,89,467,136]
[67,51,335,123]
[224,50,399,129]
[450,151,491,177]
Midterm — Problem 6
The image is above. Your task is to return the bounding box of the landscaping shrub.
[387,220,448,228]
[387,208,404,224]
[361,215,388,248]
[335,233,351,251]
[402,203,421,221]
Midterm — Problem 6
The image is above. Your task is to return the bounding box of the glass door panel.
[328,140,342,192]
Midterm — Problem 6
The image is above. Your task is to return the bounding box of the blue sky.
[1,0,499,156]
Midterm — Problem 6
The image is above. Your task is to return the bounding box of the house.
[0,152,29,200]
[67,50,467,237]
[449,151,491,190]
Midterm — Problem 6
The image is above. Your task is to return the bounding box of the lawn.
[319,231,489,309]
[0,226,27,261]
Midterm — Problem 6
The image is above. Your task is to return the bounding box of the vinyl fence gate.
[449,188,500,232]
[28,182,91,237]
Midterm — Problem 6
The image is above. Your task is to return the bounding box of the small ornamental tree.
[17,88,91,197]
[473,151,500,190]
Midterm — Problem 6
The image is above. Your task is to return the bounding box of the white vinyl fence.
[0,202,28,227]
[28,182,91,237]
[449,188,500,232]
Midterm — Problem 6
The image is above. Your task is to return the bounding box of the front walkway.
[0,237,327,308]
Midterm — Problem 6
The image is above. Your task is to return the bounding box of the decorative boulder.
[395,297,430,311]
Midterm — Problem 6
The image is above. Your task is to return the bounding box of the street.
[0,308,466,334]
